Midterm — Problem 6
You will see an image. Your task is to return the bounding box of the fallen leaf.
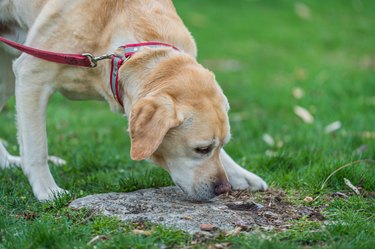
[303,196,314,203]
[294,106,314,124]
[225,227,242,236]
[87,235,109,246]
[182,216,192,220]
[344,178,360,195]
[262,133,275,147]
[294,2,311,19]
[355,144,368,155]
[332,192,349,198]
[265,150,278,157]
[325,121,342,133]
[295,68,308,80]
[133,229,152,236]
[276,140,284,148]
[360,131,375,139]
[261,225,275,231]
[292,87,305,99]
[200,223,215,231]
[207,243,231,249]
[343,131,375,139]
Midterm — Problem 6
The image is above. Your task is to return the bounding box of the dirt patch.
[69,187,324,234]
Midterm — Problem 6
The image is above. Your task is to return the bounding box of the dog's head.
[125,52,232,201]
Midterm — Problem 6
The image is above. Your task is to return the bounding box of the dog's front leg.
[220,149,268,191]
[14,57,66,201]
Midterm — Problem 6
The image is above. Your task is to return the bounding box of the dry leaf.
[294,106,314,124]
[344,178,360,195]
[295,68,307,80]
[332,192,349,198]
[262,134,275,147]
[355,144,368,155]
[276,140,284,148]
[207,243,231,249]
[87,235,109,245]
[200,223,215,231]
[360,131,375,139]
[325,121,342,133]
[182,216,192,220]
[225,227,242,236]
[294,2,311,19]
[292,87,305,99]
[265,150,278,157]
[344,131,375,139]
[303,196,314,203]
[133,229,152,236]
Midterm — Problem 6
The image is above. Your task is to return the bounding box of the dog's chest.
[55,68,105,101]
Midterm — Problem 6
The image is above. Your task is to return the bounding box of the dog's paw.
[228,169,268,192]
[35,187,69,202]
[0,142,21,168]
[48,156,66,166]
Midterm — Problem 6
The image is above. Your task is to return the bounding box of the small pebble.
[200,223,215,231]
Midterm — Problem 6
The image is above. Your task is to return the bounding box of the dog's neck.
[114,47,183,116]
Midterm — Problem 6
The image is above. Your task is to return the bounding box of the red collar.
[0,36,179,108]
[109,42,180,108]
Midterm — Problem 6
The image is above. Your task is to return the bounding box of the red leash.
[0,36,99,67]
[1,36,180,108]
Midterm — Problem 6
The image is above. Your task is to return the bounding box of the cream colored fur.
[0,0,267,201]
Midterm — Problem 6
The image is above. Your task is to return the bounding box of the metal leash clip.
[82,53,115,67]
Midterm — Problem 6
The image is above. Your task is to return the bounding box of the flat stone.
[69,187,317,234]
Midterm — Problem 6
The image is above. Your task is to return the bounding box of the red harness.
[0,36,179,108]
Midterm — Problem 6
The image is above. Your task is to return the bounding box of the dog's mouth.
[175,183,188,195]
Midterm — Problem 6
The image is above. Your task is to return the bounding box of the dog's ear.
[129,96,182,160]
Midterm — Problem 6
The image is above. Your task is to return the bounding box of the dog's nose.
[214,181,232,195]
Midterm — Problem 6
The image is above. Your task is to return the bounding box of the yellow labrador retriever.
[0,0,267,201]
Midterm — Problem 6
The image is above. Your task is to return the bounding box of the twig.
[313,159,374,202]
[320,159,374,191]
[87,235,109,246]
[77,210,97,225]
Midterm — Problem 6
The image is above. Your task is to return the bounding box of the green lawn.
[1,0,374,248]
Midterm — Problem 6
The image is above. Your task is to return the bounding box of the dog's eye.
[194,146,212,155]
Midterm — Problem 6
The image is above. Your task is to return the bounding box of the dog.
[0,0,267,201]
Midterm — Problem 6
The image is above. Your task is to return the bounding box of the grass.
[1,0,374,248]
